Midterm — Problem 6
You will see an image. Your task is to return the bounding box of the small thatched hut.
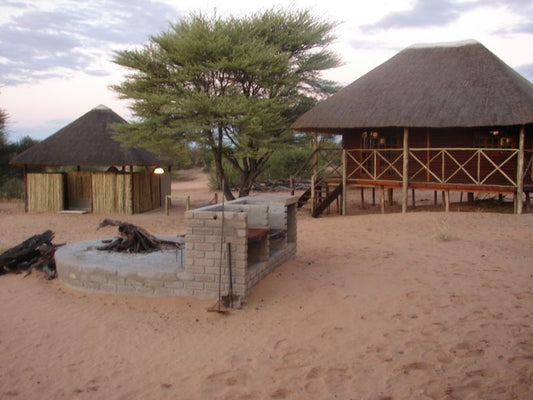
[291,40,533,215]
[11,105,172,214]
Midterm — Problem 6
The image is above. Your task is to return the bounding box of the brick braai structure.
[180,195,298,300]
[56,195,298,302]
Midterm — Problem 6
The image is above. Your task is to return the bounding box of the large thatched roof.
[11,105,169,166]
[292,40,533,132]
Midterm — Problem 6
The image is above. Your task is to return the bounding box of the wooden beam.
[516,125,525,215]
[380,186,385,214]
[311,133,318,214]
[444,189,450,212]
[402,127,409,213]
[360,187,365,209]
[342,149,347,215]
[130,165,134,215]
[23,164,28,213]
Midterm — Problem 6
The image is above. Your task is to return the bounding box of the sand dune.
[1,170,532,399]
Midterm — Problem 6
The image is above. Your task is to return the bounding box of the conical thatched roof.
[292,40,533,132]
[11,105,169,166]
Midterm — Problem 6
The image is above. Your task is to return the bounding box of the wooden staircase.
[297,188,312,208]
[312,183,343,218]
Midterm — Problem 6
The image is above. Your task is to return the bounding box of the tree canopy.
[112,8,341,198]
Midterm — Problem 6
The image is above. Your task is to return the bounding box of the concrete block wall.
[55,237,187,297]
[182,210,249,299]
[182,195,298,302]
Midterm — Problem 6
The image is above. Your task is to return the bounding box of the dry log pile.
[97,219,182,253]
[0,230,61,279]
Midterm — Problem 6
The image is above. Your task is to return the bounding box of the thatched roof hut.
[11,105,171,214]
[11,104,165,167]
[292,40,533,132]
[291,40,533,216]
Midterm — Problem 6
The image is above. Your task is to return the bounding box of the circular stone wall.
[55,236,186,297]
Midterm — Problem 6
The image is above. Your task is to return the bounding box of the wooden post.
[380,186,385,214]
[360,187,365,209]
[90,173,94,213]
[426,128,430,182]
[516,125,525,215]
[402,127,409,213]
[388,188,394,206]
[525,192,530,212]
[311,133,318,214]
[290,176,295,196]
[130,165,134,214]
[411,189,415,208]
[23,165,28,213]
[434,190,438,205]
[372,188,376,205]
[342,149,347,215]
[444,190,450,212]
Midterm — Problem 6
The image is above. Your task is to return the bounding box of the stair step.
[312,184,343,218]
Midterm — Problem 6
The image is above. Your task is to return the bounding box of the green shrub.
[0,177,25,199]
[262,146,313,180]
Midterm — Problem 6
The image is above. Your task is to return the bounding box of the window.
[474,130,514,148]
[361,131,399,177]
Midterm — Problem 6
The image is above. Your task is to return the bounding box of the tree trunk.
[237,163,261,197]
[212,148,235,201]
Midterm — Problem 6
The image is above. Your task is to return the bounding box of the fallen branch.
[0,230,62,279]
[96,219,182,253]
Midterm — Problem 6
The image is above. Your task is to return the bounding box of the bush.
[261,146,313,180]
[0,177,25,199]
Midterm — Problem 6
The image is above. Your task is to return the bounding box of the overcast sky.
[1,0,532,141]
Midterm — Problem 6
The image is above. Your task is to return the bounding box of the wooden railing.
[344,148,530,189]
[291,146,532,215]
[289,147,342,194]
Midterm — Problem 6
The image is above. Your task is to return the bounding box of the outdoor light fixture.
[490,130,499,136]
[154,167,164,175]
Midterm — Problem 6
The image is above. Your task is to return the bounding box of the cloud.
[0,0,182,86]
[362,0,473,32]
[349,40,402,52]
[515,63,533,82]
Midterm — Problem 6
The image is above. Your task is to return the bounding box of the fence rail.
[344,148,532,188]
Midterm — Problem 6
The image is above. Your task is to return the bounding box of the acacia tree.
[112,8,340,199]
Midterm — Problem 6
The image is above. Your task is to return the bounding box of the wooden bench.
[247,228,269,243]
[165,195,190,216]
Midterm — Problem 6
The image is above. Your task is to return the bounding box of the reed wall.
[92,172,132,214]
[27,173,64,212]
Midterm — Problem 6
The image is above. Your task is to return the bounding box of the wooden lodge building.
[10,105,172,214]
[291,40,533,216]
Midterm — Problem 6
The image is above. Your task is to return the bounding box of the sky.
[1,0,532,142]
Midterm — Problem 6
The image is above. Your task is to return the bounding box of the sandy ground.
[1,169,532,399]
